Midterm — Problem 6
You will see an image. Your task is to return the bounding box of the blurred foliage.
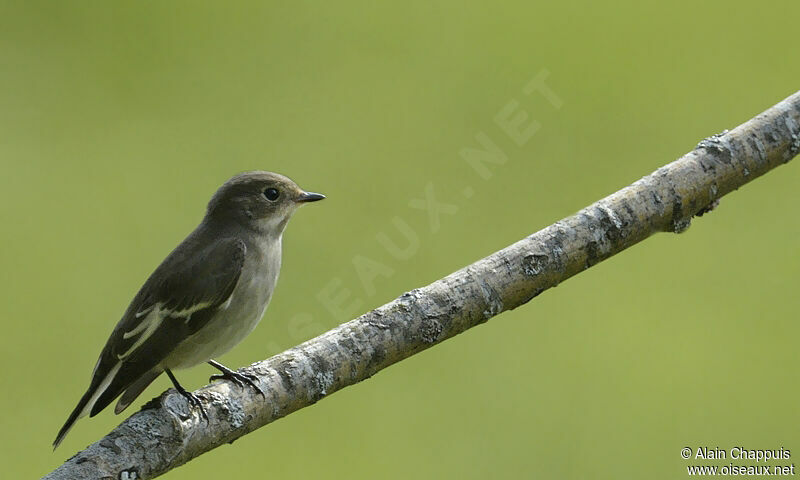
[1,1,798,478]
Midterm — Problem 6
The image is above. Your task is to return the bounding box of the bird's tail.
[53,362,123,449]
[53,389,93,450]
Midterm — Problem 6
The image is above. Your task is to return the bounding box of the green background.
[1,1,798,478]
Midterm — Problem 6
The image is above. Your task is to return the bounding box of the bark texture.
[45,91,800,480]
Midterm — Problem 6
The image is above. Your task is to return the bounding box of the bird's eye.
[263,188,280,201]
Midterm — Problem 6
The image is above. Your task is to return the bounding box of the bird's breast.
[225,241,282,329]
[163,236,282,370]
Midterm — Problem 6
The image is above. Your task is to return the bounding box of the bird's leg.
[208,359,265,398]
[165,369,208,421]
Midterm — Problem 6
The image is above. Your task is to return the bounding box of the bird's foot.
[165,368,208,421]
[176,388,209,421]
[209,361,265,398]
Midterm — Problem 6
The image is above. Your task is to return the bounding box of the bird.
[53,171,325,449]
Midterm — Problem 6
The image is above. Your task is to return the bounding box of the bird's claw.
[176,389,209,421]
[210,370,265,398]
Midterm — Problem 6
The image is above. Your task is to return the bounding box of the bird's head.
[205,171,324,234]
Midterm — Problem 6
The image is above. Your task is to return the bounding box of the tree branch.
[45,91,800,480]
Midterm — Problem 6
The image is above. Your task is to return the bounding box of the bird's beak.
[296,191,326,203]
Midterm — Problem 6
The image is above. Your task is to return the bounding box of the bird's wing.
[109,236,247,363]
[54,235,248,448]
[81,236,246,417]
